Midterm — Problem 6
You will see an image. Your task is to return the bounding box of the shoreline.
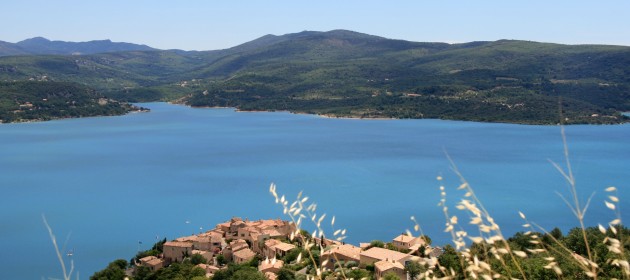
[184,105,630,125]
[0,105,149,125]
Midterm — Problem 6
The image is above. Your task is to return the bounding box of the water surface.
[1,102,628,279]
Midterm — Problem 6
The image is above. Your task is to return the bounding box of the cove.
[0,102,628,279]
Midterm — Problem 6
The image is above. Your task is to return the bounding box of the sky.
[2,0,629,51]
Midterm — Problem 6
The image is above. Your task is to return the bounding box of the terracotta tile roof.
[393,234,417,243]
[192,249,210,255]
[265,239,281,247]
[313,237,343,247]
[231,239,248,245]
[322,244,361,259]
[176,235,200,242]
[259,258,284,271]
[211,228,226,235]
[233,248,256,260]
[374,259,404,271]
[210,233,223,243]
[146,258,164,266]
[273,242,296,252]
[164,241,193,248]
[230,239,249,251]
[232,220,245,227]
[261,229,283,237]
[139,256,158,263]
[360,247,408,262]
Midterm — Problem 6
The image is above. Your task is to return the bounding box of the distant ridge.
[1,29,630,124]
[0,37,155,56]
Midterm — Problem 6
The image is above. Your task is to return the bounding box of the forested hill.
[0,81,144,123]
[1,30,630,124]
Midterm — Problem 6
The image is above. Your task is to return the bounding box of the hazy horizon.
[3,0,630,51]
[5,29,630,53]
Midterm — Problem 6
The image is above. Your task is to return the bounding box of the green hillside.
[0,81,145,123]
[1,30,629,124]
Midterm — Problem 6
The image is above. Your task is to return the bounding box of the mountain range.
[0,37,154,56]
[1,30,629,124]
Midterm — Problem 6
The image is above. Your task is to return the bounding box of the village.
[136,217,443,280]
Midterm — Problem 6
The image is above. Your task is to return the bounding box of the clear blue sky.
[2,0,629,50]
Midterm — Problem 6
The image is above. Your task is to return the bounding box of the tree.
[437,245,462,277]
[542,227,563,244]
[152,262,206,280]
[345,261,358,268]
[345,268,370,280]
[382,272,402,280]
[277,268,296,280]
[282,248,304,263]
[90,259,128,280]
[405,261,423,280]
[230,267,267,280]
[367,240,385,249]
[191,253,207,265]
[420,235,432,245]
[299,229,312,241]
[248,255,262,267]
[133,265,152,280]
[216,254,228,266]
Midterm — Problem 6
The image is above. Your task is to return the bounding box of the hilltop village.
[133,217,442,280]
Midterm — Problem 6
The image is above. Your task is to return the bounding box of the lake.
[1,102,629,279]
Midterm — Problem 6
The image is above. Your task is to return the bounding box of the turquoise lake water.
[1,102,629,279]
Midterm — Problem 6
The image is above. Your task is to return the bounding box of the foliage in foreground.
[269,130,629,280]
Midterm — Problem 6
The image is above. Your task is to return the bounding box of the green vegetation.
[0,81,145,123]
[3,30,630,124]
[429,226,630,279]
[135,262,206,280]
[191,253,208,265]
[210,262,265,280]
[90,259,128,280]
[132,238,166,264]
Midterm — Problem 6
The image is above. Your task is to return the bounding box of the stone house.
[263,239,297,259]
[163,241,193,264]
[374,259,406,280]
[392,234,425,251]
[196,263,221,278]
[258,258,284,275]
[139,256,164,271]
[320,244,362,270]
[233,248,257,264]
[359,247,408,268]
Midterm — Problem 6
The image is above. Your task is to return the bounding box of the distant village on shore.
[135,217,443,280]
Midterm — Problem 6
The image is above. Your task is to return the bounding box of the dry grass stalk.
[42,214,76,280]
[268,126,627,280]
[269,183,358,280]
